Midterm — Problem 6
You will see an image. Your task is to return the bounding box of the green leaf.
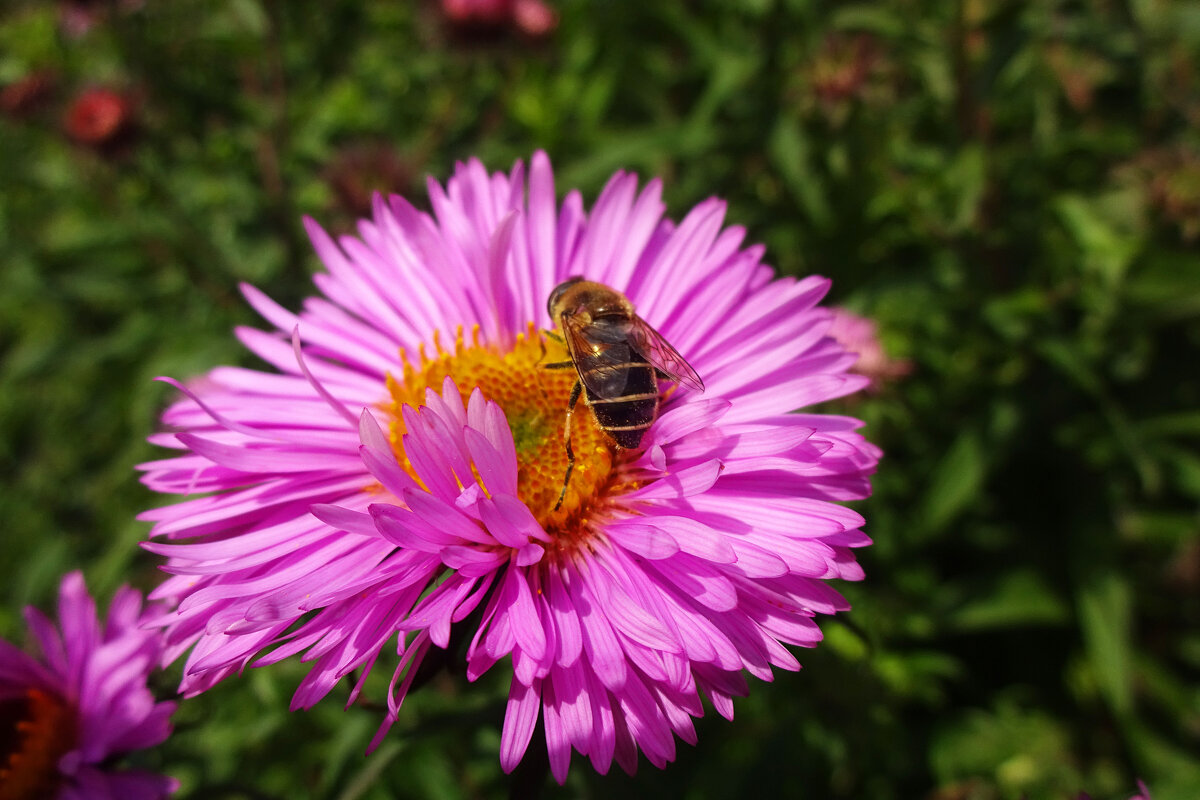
[1076,570,1134,718]
[945,145,987,233]
[918,429,986,538]
[948,570,1071,632]
[829,4,905,36]
[334,741,404,800]
[1126,250,1200,320]
[1135,411,1200,439]
[1054,192,1143,286]
[768,116,832,230]
[930,701,1082,795]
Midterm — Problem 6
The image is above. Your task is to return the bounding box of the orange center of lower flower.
[383,324,625,547]
[0,689,77,800]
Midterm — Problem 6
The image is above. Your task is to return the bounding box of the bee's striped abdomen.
[585,360,659,449]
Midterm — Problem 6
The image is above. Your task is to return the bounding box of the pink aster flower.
[140,151,879,781]
[827,306,911,390]
[0,571,176,799]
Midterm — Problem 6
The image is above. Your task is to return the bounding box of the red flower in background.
[63,88,136,149]
[442,0,512,26]
[440,0,557,37]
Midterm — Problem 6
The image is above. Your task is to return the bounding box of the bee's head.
[547,276,586,320]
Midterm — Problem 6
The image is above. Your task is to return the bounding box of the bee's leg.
[537,329,568,369]
[554,380,583,512]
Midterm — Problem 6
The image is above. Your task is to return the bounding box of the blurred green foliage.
[2,1,1198,798]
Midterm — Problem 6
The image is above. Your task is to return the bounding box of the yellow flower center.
[383,324,624,551]
[0,689,77,800]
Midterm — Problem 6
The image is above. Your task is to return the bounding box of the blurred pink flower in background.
[512,0,557,36]
[441,0,557,37]
[0,572,176,800]
[827,307,911,390]
[442,0,511,26]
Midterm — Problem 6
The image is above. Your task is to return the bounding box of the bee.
[544,277,704,510]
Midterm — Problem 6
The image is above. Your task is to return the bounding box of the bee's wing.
[627,316,705,393]
[560,315,636,399]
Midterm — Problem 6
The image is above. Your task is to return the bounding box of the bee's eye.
[548,277,585,319]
